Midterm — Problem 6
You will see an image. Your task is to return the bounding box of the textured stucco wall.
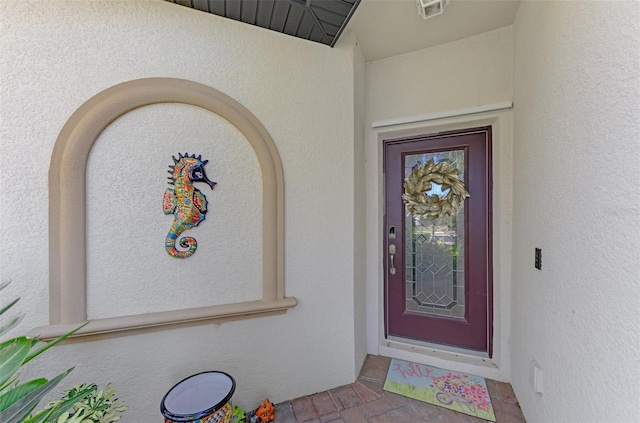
[0,0,361,420]
[512,1,640,421]
[364,25,514,381]
[353,38,368,372]
[366,25,513,124]
[86,104,263,319]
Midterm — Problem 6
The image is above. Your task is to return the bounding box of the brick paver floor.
[275,355,526,422]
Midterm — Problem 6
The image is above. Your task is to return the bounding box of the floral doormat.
[383,359,496,421]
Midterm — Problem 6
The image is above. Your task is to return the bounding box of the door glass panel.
[404,150,465,319]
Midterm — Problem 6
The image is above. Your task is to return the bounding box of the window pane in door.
[404,150,466,319]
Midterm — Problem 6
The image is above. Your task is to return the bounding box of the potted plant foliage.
[0,281,125,423]
[44,384,127,423]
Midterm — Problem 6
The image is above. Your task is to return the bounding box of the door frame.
[366,112,513,381]
[383,127,493,356]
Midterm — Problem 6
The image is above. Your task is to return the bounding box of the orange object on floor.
[250,398,275,422]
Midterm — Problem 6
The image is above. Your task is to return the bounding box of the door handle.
[389,244,396,275]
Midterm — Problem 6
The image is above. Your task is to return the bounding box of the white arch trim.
[33,78,295,340]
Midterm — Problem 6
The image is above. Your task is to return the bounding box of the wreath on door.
[402,159,470,220]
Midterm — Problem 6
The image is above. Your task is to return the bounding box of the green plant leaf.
[25,384,94,423]
[0,367,73,423]
[24,322,89,365]
[0,298,20,318]
[0,339,37,393]
[0,337,30,388]
[0,314,24,338]
[0,378,47,413]
[55,409,89,423]
[0,375,19,393]
[0,285,23,336]
[54,411,72,423]
[56,383,127,423]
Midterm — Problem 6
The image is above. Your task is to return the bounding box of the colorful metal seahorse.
[163,153,216,259]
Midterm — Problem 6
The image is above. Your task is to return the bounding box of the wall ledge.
[31,298,297,341]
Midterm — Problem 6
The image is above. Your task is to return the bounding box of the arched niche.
[35,78,295,340]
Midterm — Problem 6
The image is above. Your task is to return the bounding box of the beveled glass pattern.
[404,150,466,319]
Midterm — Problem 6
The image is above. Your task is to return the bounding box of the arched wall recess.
[34,78,296,340]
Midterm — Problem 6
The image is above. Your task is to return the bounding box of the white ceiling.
[346,0,521,62]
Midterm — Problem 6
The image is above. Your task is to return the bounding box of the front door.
[384,127,492,355]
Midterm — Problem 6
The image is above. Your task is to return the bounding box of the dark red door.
[384,127,492,355]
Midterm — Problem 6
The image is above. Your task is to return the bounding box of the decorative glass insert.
[404,150,466,319]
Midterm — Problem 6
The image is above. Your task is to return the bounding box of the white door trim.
[365,110,514,382]
[371,101,513,129]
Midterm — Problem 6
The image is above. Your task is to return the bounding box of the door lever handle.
[389,244,396,275]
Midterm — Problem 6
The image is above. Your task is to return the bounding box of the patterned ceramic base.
[383,359,496,422]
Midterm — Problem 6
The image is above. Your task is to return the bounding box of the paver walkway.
[275,355,526,422]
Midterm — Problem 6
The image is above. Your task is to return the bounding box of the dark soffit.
[167,0,361,47]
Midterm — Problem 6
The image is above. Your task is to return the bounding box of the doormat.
[383,359,496,422]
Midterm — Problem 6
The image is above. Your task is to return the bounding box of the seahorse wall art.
[163,153,216,259]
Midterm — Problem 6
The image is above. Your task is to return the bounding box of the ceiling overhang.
[167,0,361,47]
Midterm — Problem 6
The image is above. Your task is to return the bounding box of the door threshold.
[387,336,489,359]
[380,337,503,381]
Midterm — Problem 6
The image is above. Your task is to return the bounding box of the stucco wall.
[366,25,513,124]
[512,1,640,421]
[0,0,361,420]
[86,104,263,318]
[365,26,513,381]
[353,39,368,373]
